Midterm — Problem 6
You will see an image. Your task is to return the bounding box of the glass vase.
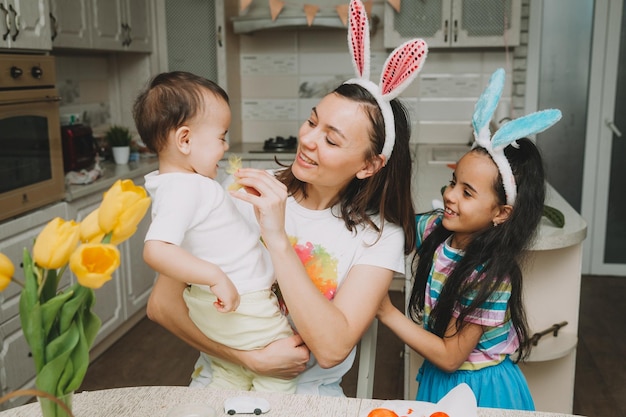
[37,391,74,417]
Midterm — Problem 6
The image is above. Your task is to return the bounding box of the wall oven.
[0,54,63,223]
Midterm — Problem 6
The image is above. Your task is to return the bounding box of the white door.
[581,0,626,275]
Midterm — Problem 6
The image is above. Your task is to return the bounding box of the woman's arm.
[377,294,482,372]
[231,169,394,368]
[146,273,309,379]
[144,240,239,312]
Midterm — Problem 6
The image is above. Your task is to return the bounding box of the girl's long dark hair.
[276,83,416,254]
[408,138,545,361]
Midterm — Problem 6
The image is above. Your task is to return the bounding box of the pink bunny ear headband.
[472,68,562,205]
[343,0,428,164]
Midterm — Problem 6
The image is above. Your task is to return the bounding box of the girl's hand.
[376,293,398,324]
[210,278,240,313]
[229,168,289,246]
[239,334,310,379]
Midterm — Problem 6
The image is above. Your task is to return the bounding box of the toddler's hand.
[211,279,240,313]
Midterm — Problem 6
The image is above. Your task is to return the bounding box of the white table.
[0,386,584,417]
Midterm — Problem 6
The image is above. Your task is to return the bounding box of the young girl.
[377,68,562,410]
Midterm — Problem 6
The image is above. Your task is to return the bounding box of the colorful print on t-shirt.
[275,237,339,316]
[293,240,338,300]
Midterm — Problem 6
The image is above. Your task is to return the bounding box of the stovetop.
[248,135,297,153]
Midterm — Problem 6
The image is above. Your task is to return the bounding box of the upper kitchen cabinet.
[0,0,52,51]
[49,0,151,52]
[49,0,91,48]
[384,0,521,49]
[91,0,151,52]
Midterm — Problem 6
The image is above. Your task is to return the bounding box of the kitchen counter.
[64,156,159,202]
[225,142,298,161]
[0,386,585,416]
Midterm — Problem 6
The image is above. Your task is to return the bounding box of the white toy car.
[223,396,271,415]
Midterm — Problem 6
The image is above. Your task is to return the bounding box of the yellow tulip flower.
[98,179,151,244]
[69,243,121,289]
[0,252,14,291]
[33,218,81,270]
[80,208,106,243]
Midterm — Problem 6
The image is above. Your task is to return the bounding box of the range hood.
[232,0,349,34]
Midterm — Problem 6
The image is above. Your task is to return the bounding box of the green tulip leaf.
[21,249,38,308]
[36,324,78,396]
[40,268,59,303]
[19,300,45,372]
[58,355,76,395]
[543,204,565,228]
[40,290,74,338]
[59,284,89,333]
[45,321,80,363]
[81,290,101,347]
[65,315,91,392]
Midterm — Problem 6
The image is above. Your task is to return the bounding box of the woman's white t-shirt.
[192,177,406,396]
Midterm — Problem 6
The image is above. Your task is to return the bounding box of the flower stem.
[10,276,25,288]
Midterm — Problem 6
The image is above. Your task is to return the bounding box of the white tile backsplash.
[241,54,298,75]
[238,24,515,145]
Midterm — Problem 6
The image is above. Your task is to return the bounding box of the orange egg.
[368,408,399,417]
[429,412,450,417]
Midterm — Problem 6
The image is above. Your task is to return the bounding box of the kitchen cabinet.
[90,0,151,52]
[384,0,521,49]
[49,0,151,51]
[0,0,52,50]
[49,0,91,49]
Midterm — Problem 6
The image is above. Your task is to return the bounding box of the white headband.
[343,0,427,164]
[472,68,562,205]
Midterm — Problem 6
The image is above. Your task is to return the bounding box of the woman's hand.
[148,274,309,379]
[229,168,289,247]
[239,334,310,379]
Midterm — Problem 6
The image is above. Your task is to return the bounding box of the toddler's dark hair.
[133,71,229,154]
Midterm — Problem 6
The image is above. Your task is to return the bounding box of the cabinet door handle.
[443,19,448,43]
[0,3,10,41]
[49,12,58,41]
[121,23,127,46]
[605,119,623,138]
[453,19,458,43]
[217,25,222,47]
[8,4,18,41]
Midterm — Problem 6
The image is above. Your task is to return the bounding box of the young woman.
[147,0,428,396]
[376,68,562,409]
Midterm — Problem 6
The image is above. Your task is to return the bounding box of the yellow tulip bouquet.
[0,179,150,417]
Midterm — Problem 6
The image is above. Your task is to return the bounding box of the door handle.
[605,119,623,138]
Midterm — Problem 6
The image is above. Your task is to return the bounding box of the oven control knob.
[31,66,43,79]
[10,66,22,78]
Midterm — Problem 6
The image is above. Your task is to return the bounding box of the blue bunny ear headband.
[472,68,562,205]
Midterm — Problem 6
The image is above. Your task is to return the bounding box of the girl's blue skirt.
[416,357,535,410]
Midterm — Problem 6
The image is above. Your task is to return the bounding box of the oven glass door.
[0,114,54,193]
[0,88,64,222]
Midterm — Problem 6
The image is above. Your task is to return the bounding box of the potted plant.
[105,125,132,164]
